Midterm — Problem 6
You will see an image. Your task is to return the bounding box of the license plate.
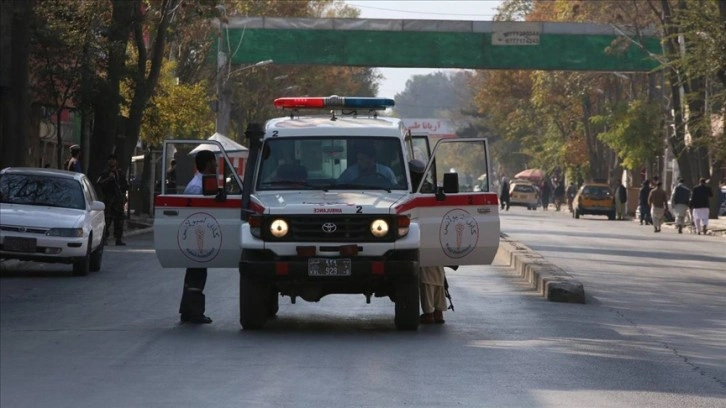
[3,237,37,253]
[308,258,351,277]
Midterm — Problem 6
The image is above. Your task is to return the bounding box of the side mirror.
[90,201,105,211]
[443,173,459,194]
[202,174,218,196]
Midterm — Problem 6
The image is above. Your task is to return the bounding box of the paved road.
[501,207,726,387]
[1,225,725,407]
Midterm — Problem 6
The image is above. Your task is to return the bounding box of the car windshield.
[0,173,85,209]
[257,136,408,191]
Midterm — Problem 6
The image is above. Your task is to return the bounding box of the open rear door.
[398,138,499,267]
[153,140,243,268]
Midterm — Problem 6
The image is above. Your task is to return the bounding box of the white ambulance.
[154,96,500,330]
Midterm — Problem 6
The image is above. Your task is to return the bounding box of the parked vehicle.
[0,167,106,275]
[508,179,539,210]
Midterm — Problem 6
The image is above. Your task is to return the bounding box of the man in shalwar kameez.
[407,158,448,324]
[419,266,447,324]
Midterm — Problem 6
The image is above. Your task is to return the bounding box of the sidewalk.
[124,213,154,238]
[639,214,726,237]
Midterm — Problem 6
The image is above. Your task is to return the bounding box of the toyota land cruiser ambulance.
[153,96,500,331]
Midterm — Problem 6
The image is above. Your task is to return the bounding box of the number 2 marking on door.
[356,205,362,213]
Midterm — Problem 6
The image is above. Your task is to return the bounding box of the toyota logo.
[322,222,337,233]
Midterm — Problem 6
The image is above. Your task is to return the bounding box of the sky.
[344,1,504,97]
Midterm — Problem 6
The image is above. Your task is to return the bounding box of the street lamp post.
[214,6,273,136]
[215,59,273,136]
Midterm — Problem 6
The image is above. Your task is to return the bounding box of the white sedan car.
[0,167,106,276]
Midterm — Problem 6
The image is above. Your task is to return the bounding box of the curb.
[495,234,586,304]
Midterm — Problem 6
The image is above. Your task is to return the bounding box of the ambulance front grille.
[272,215,396,242]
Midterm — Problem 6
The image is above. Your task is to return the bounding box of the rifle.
[445,265,457,311]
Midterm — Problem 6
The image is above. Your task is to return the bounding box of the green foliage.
[590,99,661,170]
[137,60,214,146]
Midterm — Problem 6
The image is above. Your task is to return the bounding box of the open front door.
[153,140,243,268]
[401,138,499,267]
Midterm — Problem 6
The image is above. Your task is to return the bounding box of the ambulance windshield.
[257,136,407,191]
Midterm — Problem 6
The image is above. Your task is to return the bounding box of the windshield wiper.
[329,183,391,193]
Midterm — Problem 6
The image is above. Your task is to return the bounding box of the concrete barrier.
[495,234,586,304]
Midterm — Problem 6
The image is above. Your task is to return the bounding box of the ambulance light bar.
[273,96,395,110]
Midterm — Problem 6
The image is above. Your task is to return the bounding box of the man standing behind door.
[179,150,217,324]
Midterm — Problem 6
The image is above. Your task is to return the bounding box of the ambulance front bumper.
[239,249,419,280]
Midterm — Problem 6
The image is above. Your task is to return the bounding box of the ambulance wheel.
[268,287,279,317]
[394,275,420,331]
[240,275,268,330]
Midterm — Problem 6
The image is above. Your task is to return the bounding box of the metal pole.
[149,151,155,216]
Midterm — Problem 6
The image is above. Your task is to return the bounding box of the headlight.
[269,219,289,238]
[370,219,389,238]
[46,228,83,237]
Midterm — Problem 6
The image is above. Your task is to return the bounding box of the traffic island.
[495,234,586,304]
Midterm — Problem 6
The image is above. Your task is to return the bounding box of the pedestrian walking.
[648,181,668,232]
[65,145,83,173]
[690,178,713,235]
[566,182,577,212]
[554,180,565,211]
[178,150,217,324]
[540,179,551,211]
[615,182,628,220]
[670,178,691,234]
[639,180,652,225]
[500,177,510,211]
[97,154,128,245]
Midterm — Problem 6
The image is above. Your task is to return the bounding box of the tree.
[86,0,136,181]
[125,59,214,146]
[0,0,34,169]
[649,0,724,217]
[394,71,472,118]
[30,0,103,169]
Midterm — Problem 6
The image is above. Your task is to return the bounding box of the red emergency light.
[273,96,395,110]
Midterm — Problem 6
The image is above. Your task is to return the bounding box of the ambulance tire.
[268,288,279,317]
[394,275,420,331]
[240,276,268,330]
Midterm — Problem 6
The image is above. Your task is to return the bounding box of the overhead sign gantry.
[214,17,661,71]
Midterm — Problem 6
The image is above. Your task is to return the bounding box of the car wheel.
[89,236,104,272]
[72,238,91,276]
[394,272,420,331]
[575,209,580,219]
[239,275,268,330]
